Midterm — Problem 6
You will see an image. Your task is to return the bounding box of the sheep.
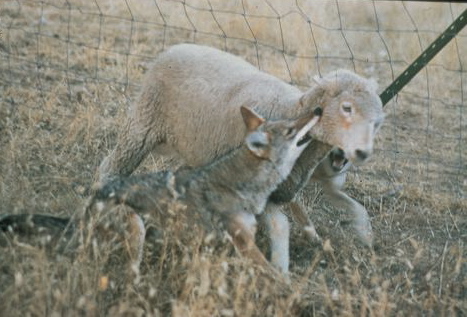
[97,44,385,273]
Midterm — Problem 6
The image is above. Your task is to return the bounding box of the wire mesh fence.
[0,2,466,315]
[1,0,466,205]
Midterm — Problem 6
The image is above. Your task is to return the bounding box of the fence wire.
[1,0,466,203]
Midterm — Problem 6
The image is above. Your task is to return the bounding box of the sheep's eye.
[342,103,352,114]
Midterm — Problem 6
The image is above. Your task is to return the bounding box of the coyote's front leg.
[226,212,271,269]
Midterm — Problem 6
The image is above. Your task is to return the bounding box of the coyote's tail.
[0,214,73,234]
[0,214,76,252]
[0,214,71,233]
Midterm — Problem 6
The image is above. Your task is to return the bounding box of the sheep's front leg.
[263,203,290,274]
[97,106,163,184]
[312,151,373,247]
[320,175,373,247]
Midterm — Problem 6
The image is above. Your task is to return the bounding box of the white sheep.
[97,44,385,273]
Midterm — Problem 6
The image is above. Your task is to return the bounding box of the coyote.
[97,44,385,273]
[1,106,322,272]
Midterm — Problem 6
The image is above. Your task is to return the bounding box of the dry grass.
[0,0,466,316]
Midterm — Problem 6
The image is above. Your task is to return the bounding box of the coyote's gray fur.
[1,106,322,272]
[90,106,322,270]
[97,44,384,273]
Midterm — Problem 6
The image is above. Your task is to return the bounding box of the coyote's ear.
[245,131,270,159]
[240,106,265,132]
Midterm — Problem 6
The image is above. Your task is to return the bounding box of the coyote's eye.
[251,141,266,148]
[375,118,384,129]
[284,127,296,137]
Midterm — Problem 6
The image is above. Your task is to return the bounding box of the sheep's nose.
[355,149,369,161]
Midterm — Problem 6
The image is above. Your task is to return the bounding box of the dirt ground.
[0,1,466,316]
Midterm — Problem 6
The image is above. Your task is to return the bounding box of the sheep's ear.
[240,106,265,132]
[299,84,326,108]
[245,131,270,159]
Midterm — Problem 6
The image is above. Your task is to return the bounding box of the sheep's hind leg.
[97,116,162,184]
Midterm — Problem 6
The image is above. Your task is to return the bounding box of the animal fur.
[1,107,322,274]
[97,44,385,272]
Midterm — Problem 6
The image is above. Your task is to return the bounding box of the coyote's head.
[240,106,322,178]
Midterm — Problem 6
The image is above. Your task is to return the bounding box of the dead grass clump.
[1,202,466,316]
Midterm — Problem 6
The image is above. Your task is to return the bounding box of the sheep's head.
[301,69,384,165]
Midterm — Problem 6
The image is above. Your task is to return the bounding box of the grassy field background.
[0,0,466,316]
